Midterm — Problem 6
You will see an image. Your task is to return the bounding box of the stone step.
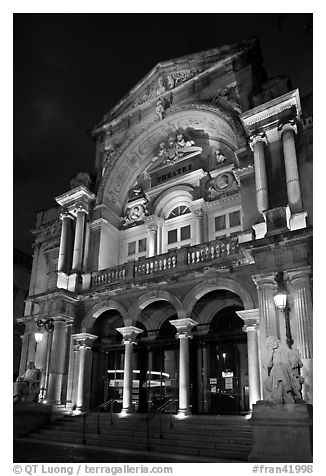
[29,431,249,460]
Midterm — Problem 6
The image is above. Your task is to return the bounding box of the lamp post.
[273,272,293,348]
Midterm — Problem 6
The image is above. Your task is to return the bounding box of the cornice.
[55,185,96,208]
[241,89,301,129]
[89,217,120,235]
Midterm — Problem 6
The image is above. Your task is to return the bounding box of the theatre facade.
[18,39,313,417]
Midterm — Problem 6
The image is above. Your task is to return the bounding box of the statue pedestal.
[248,401,312,462]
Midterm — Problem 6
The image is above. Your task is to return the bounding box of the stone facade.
[17,39,312,418]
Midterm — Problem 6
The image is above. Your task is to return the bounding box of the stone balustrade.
[134,250,178,277]
[91,263,128,287]
[89,236,241,289]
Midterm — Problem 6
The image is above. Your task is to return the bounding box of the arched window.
[167,205,190,219]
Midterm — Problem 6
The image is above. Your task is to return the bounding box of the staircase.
[27,412,252,461]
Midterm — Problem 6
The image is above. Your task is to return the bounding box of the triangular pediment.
[92,38,258,132]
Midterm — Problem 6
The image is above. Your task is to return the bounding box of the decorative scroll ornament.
[207,171,237,199]
[121,185,149,228]
[151,133,202,167]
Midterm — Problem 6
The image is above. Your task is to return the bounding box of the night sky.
[13,13,313,255]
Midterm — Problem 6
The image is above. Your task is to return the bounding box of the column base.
[252,222,267,239]
[67,273,82,292]
[120,406,134,416]
[177,408,191,417]
[56,271,68,290]
[289,211,308,231]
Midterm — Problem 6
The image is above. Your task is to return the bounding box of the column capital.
[277,119,298,136]
[170,318,198,338]
[144,215,164,229]
[287,266,311,284]
[116,326,143,344]
[59,210,74,221]
[236,309,260,330]
[252,273,277,289]
[249,132,269,151]
[73,202,89,215]
[72,333,97,349]
[189,198,206,215]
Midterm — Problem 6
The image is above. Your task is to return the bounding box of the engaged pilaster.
[288,267,313,403]
[116,326,143,414]
[237,309,261,408]
[170,317,198,416]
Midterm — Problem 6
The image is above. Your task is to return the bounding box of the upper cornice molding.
[55,185,96,210]
[241,89,301,132]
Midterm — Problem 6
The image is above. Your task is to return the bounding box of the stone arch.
[151,185,195,218]
[81,299,128,333]
[126,290,182,326]
[192,297,243,325]
[97,104,245,214]
[182,276,255,317]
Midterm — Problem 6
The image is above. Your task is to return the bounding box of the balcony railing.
[90,236,242,289]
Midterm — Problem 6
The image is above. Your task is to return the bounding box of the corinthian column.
[47,319,68,404]
[237,309,261,409]
[250,133,269,214]
[116,326,143,414]
[170,317,198,416]
[288,267,313,404]
[278,122,302,213]
[253,274,279,340]
[75,333,97,411]
[58,211,73,273]
[71,205,88,273]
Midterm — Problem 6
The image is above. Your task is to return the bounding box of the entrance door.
[193,306,249,415]
[136,341,179,413]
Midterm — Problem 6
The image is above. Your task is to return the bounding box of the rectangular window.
[215,215,226,231]
[229,211,241,227]
[168,229,178,244]
[181,225,191,241]
[128,241,136,256]
[138,238,147,253]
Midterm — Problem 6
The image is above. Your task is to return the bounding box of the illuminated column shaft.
[288,268,313,404]
[254,275,279,340]
[148,227,157,257]
[237,310,261,409]
[72,208,87,273]
[280,124,302,212]
[75,334,97,410]
[47,320,67,404]
[58,212,72,273]
[116,326,143,414]
[194,211,203,244]
[170,318,197,416]
[250,134,269,213]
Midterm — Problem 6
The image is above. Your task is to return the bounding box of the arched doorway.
[90,310,124,409]
[133,300,179,412]
[189,290,249,415]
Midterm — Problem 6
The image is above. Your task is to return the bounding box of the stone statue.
[155,99,164,120]
[263,336,304,404]
[215,148,226,164]
[69,171,93,190]
[13,361,41,403]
